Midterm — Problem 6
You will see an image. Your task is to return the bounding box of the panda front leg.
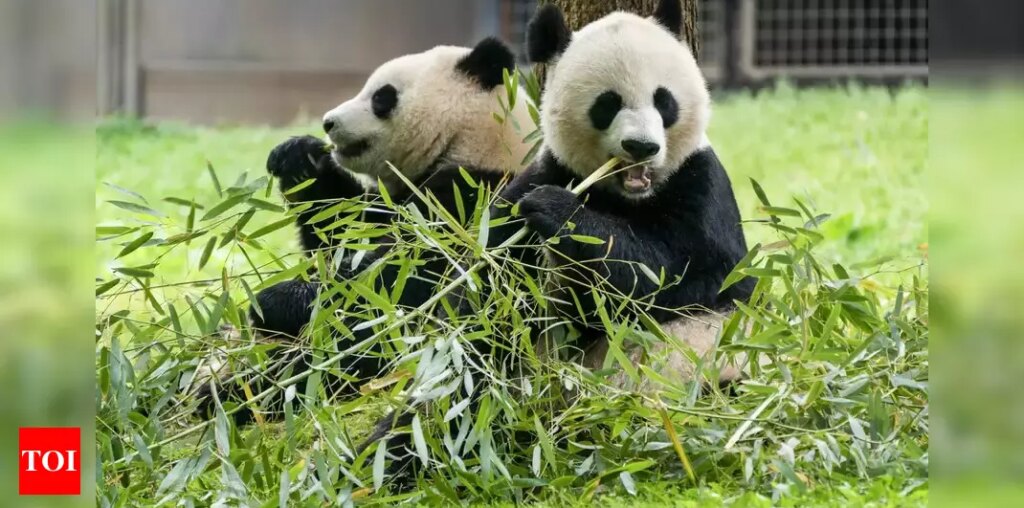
[192,279,323,424]
[241,137,362,379]
[249,278,320,339]
[518,185,731,320]
[518,185,678,316]
[266,135,372,255]
[201,278,381,423]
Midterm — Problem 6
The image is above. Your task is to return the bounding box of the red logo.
[19,427,81,496]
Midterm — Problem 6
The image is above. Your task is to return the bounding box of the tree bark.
[534,0,699,88]
[546,0,699,58]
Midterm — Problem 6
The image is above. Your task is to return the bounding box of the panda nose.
[323,119,336,134]
[621,139,661,160]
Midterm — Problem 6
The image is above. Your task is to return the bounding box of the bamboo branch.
[110,157,621,466]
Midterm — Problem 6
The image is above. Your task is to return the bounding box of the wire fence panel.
[739,0,928,79]
[502,0,928,86]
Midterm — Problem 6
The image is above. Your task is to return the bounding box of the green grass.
[97,84,927,283]
[95,84,928,506]
[711,84,927,266]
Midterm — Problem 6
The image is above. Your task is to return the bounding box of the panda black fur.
[199,38,536,417]
[355,1,758,485]
[494,0,755,389]
[254,37,533,340]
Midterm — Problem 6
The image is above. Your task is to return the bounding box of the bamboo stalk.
[111,157,621,466]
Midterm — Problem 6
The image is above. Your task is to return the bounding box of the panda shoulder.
[680,136,725,175]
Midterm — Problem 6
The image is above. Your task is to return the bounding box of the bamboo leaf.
[198,236,217,270]
[569,234,605,245]
[278,468,290,507]
[637,263,661,286]
[95,278,119,296]
[246,217,295,240]
[412,415,429,465]
[619,471,637,495]
[215,402,230,456]
[117,231,153,258]
[247,198,286,213]
[372,439,387,491]
[283,177,317,196]
[720,243,761,293]
[202,194,249,221]
[104,182,148,203]
[477,205,490,250]
[444,398,471,423]
[163,196,205,209]
[658,405,695,483]
[207,160,223,196]
[96,225,137,238]
[750,178,771,207]
[113,266,154,278]
[760,206,803,217]
[108,200,164,218]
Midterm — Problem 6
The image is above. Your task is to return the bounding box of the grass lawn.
[97,84,927,283]
[96,84,928,506]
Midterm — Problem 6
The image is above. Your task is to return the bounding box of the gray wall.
[101,0,494,125]
[0,0,96,121]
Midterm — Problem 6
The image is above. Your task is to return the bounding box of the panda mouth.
[339,139,371,158]
[617,163,653,194]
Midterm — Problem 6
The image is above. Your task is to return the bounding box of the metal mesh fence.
[740,0,928,78]
[500,0,927,84]
[699,0,727,81]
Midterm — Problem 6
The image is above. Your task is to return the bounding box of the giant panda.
[252,37,535,341]
[267,37,534,260]
[491,0,756,392]
[355,2,756,484]
[198,37,537,418]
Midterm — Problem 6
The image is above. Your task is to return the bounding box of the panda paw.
[518,185,577,238]
[266,135,332,192]
[249,280,320,338]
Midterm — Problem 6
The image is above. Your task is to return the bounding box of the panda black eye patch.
[653,87,679,128]
[371,84,398,119]
[588,91,623,131]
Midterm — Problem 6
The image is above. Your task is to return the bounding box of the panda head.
[528,0,710,200]
[322,38,533,190]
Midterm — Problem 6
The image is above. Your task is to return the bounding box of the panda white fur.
[352,5,754,478]
[198,38,537,419]
[266,37,535,260]
[321,43,534,196]
[254,37,535,339]
[490,0,756,391]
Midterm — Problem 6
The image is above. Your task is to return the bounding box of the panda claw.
[266,135,330,190]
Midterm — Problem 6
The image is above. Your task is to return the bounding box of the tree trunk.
[547,0,699,58]
[534,0,699,88]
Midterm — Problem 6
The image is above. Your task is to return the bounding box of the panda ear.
[653,0,683,37]
[456,37,516,90]
[527,3,570,64]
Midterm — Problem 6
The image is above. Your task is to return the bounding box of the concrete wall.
[0,0,96,121]
[102,0,493,125]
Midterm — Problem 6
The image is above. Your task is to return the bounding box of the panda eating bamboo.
[491,0,756,391]
[360,0,757,483]
[195,38,537,418]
